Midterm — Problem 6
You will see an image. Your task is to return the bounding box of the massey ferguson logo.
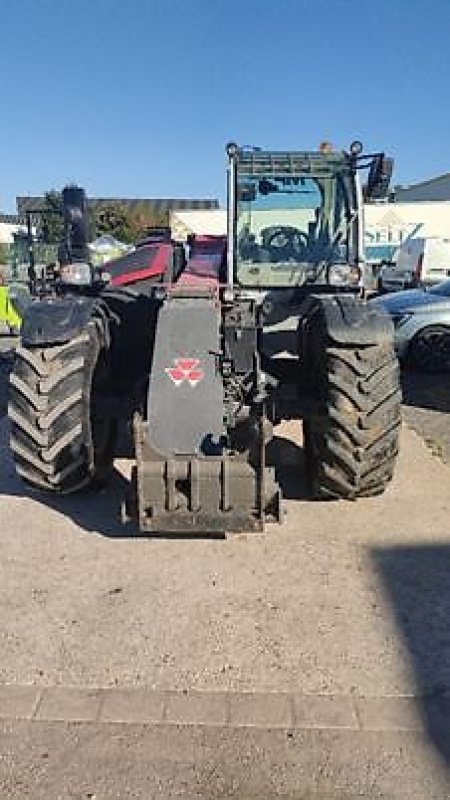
[165,358,204,387]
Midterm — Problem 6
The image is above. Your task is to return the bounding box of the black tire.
[409,325,450,373]
[8,316,116,493]
[304,343,401,499]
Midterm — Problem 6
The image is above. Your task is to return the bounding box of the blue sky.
[1,0,449,212]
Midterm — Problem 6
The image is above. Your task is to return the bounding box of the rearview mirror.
[364,155,394,200]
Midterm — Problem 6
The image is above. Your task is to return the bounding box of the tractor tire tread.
[306,342,401,500]
[9,318,115,494]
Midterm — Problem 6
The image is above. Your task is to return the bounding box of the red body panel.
[104,235,226,290]
[181,235,226,285]
[107,244,171,287]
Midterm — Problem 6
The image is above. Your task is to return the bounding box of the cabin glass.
[235,165,356,287]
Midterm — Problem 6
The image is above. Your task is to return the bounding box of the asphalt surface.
[2,334,450,797]
[402,371,450,464]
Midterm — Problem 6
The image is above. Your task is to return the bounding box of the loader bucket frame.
[131,285,282,534]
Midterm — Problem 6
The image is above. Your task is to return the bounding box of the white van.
[380,236,450,292]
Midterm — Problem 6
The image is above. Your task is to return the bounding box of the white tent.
[170,209,226,241]
[89,235,131,265]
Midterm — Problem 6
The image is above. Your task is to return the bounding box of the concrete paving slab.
[355,694,424,731]
[0,685,40,720]
[293,693,357,729]
[1,682,450,736]
[35,687,103,722]
[101,686,164,723]
[165,689,228,725]
[229,691,293,728]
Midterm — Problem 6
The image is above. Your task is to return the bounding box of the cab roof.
[236,149,351,178]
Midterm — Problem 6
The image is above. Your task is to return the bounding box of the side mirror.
[237,182,256,202]
[364,155,394,200]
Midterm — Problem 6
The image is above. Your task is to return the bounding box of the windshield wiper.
[312,208,359,282]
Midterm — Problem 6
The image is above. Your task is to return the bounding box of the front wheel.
[304,343,401,499]
[409,325,450,373]
[9,316,116,493]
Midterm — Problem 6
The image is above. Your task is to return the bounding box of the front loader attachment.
[130,288,282,534]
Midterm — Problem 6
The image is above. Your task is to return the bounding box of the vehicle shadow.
[1,422,310,538]
[1,451,138,538]
[267,433,310,501]
[401,369,450,413]
[372,544,450,764]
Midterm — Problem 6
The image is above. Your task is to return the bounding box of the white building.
[364,202,450,262]
[0,215,27,245]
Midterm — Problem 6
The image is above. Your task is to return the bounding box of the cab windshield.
[236,173,354,287]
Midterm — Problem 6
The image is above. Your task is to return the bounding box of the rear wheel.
[304,342,401,499]
[410,325,450,373]
[8,317,116,493]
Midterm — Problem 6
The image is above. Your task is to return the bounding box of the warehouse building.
[395,173,450,202]
[16,196,219,217]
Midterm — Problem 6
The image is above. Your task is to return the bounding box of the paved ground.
[2,339,450,797]
[402,371,450,464]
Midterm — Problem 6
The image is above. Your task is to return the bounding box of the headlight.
[328,264,361,286]
[59,262,93,286]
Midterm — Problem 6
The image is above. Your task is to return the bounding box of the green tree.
[130,208,169,240]
[92,202,139,243]
[92,204,170,244]
[37,190,65,244]
[0,243,9,263]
